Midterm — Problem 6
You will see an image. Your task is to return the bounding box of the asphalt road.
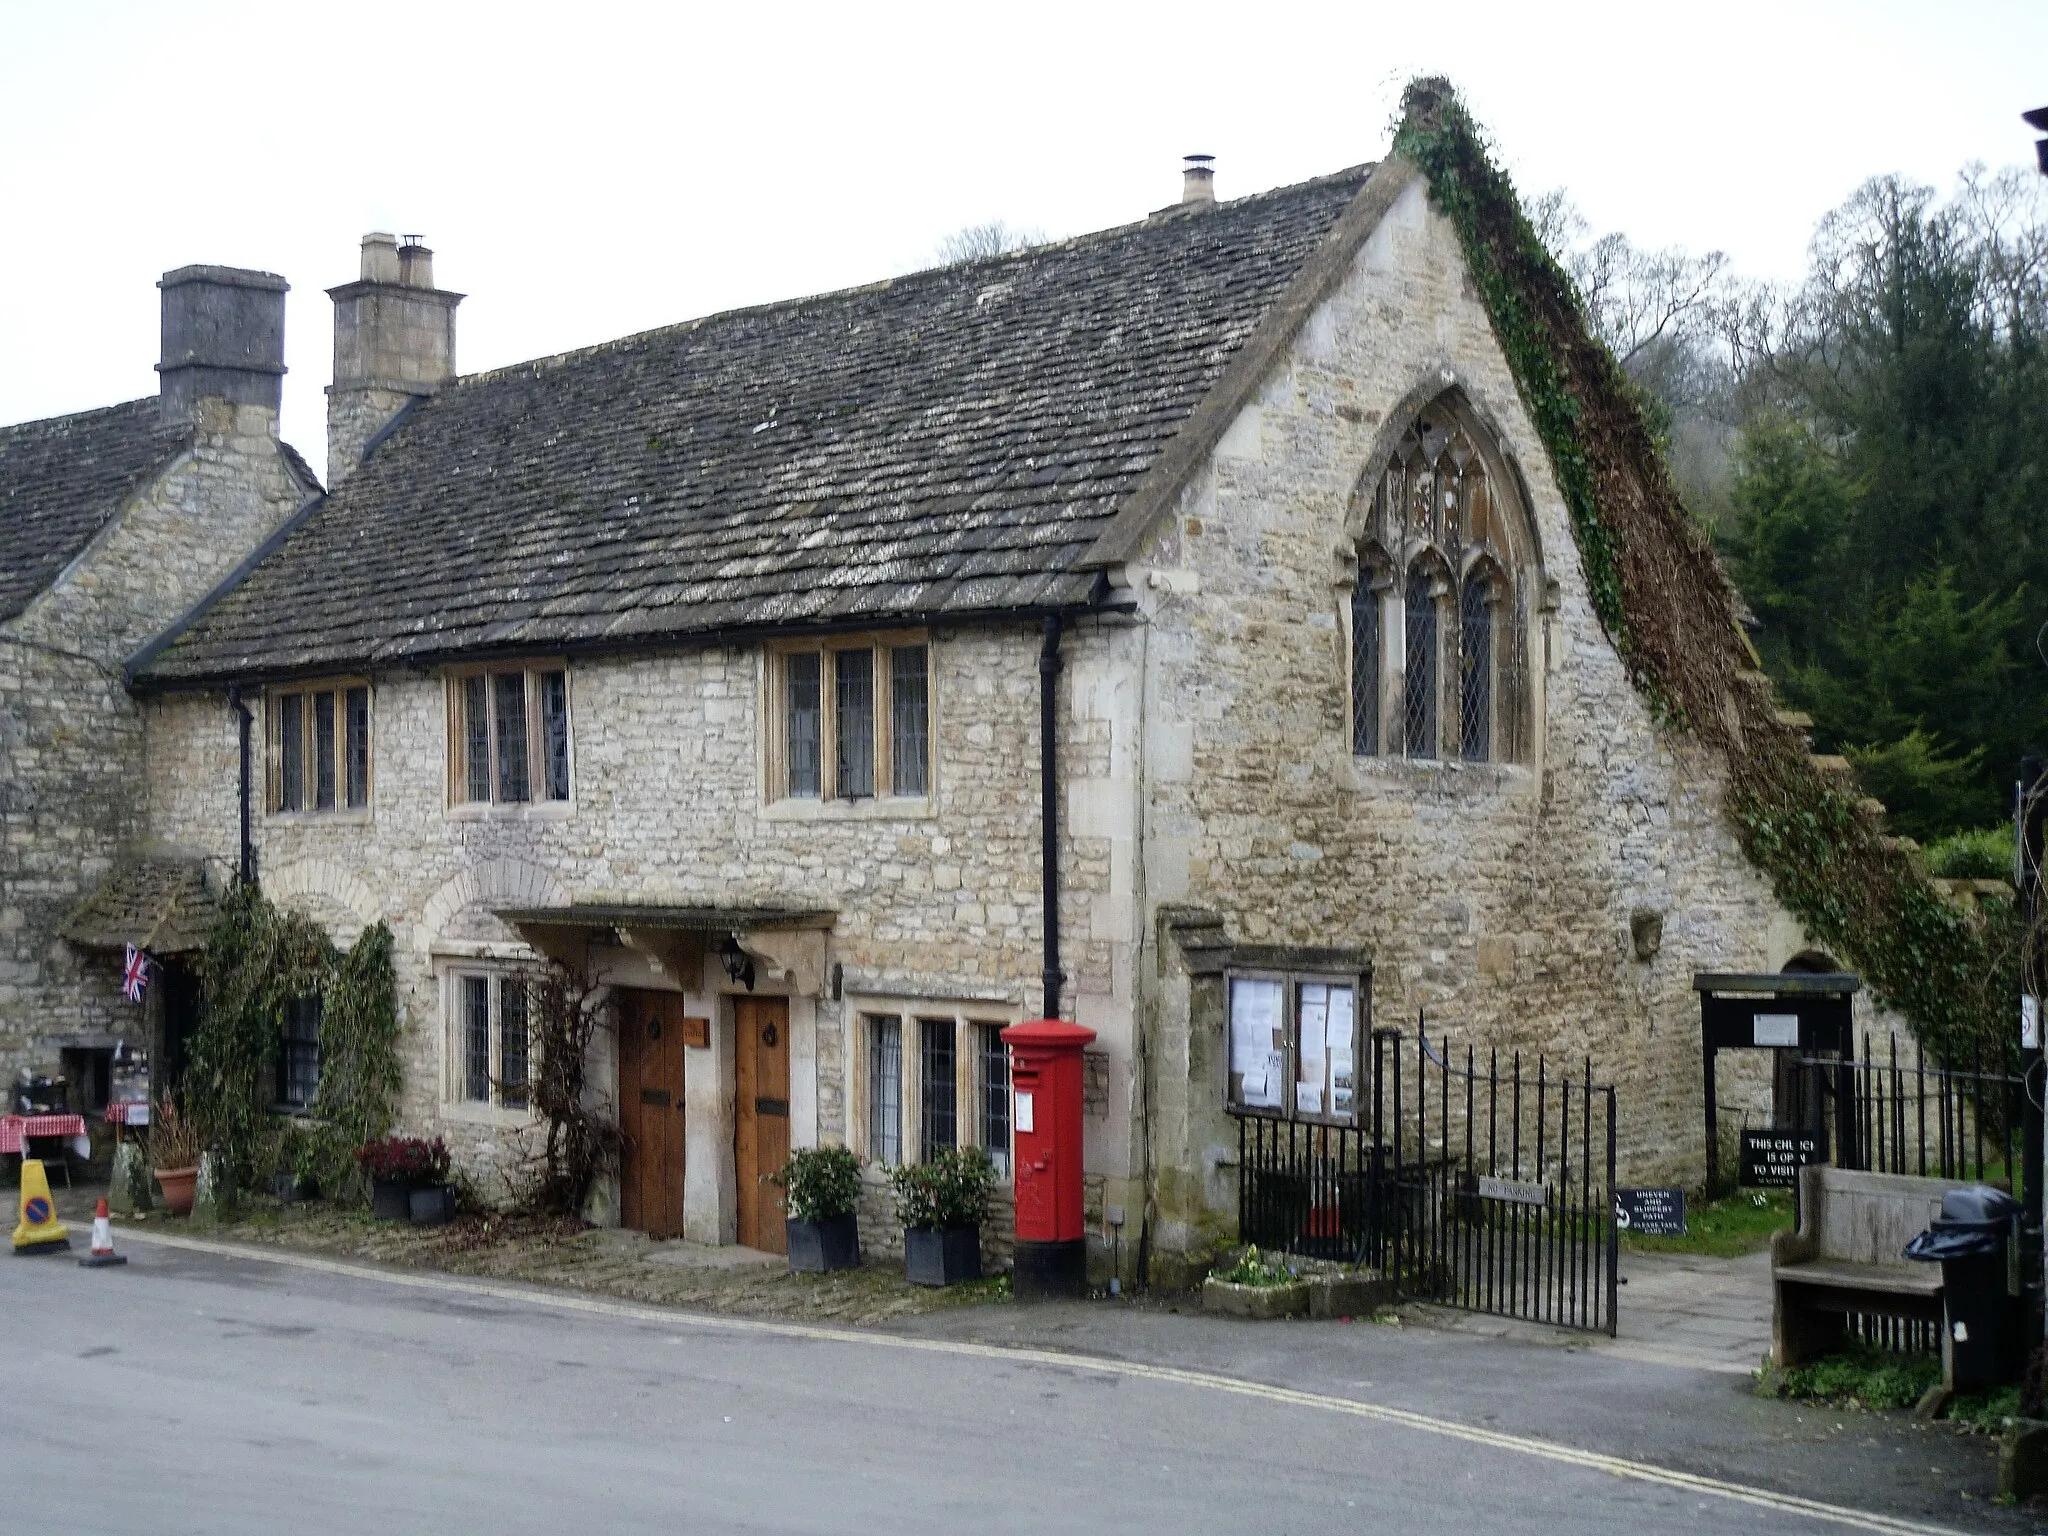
[0,1233,2019,1535]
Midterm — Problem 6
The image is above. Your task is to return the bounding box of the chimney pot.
[360,232,400,284]
[397,240,434,290]
[1182,154,1215,205]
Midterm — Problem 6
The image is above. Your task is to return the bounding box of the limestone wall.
[143,624,1136,1248]
[1127,176,1847,1257]
[0,401,308,1083]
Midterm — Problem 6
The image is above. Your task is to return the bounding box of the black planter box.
[274,1172,311,1205]
[786,1212,861,1273]
[904,1225,981,1287]
[409,1185,456,1226]
[371,1180,411,1222]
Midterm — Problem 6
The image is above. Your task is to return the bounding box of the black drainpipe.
[1039,614,1065,1019]
[228,686,255,887]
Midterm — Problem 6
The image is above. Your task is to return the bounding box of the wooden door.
[734,996,791,1253]
[618,990,687,1238]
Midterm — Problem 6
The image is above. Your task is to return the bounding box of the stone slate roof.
[0,398,193,622]
[138,166,1374,685]
[60,853,219,955]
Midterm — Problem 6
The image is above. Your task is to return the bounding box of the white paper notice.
[1328,986,1356,1115]
[1296,1080,1325,1115]
[1015,1091,1034,1135]
[1230,978,1285,1108]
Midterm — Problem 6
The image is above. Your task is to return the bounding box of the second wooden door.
[734,995,791,1253]
[619,989,687,1238]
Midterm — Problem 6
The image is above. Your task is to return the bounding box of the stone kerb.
[413,858,571,953]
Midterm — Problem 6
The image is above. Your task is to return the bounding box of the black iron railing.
[1237,1018,1618,1335]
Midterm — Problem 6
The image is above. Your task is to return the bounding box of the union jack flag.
[122,943,151,1004]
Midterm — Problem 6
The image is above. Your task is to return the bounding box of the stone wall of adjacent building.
[1127,175,1846,1262]
[143,621,1137,1254]
[0,401,309,1085]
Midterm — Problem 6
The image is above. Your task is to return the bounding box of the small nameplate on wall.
[682,1016,710,1049]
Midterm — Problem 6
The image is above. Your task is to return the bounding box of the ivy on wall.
[1391,78,2017,1065]
[185,883,400,1189]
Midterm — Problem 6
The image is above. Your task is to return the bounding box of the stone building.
[12,146,1872,1277]
[0,265,316,1104]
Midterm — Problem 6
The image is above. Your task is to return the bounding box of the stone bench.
[1772,1165,1974,1376]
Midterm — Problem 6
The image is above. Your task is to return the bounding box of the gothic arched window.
[1348,395,1533,765]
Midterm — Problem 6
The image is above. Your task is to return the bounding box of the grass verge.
[1622,1189,1792,1258]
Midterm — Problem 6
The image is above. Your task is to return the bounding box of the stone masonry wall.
[0,400,308,1085]
[143,623,1131,1249]
[1132,176,1838,1259]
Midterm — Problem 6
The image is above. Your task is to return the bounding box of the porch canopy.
[60,853,217,956]
[492,902,836,996]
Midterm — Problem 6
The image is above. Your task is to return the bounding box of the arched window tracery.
[1348,396,1532,765]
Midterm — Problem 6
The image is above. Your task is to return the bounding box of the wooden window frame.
[444,661,573,812]
[764,632,934,806]
[849,997,1016,1180]
[265,679,373,817]
[1224,969,1368,1126]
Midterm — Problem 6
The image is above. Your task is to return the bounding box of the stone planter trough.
[1202,1275,1313,1319]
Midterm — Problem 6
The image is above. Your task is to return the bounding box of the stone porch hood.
[60,853,218,956]
[491,903,836,996]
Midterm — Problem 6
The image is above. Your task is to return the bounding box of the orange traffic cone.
[78,1198,126,1268]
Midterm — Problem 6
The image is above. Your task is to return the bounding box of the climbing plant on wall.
[1390,77,2018,1066]
[186,884,400,1190]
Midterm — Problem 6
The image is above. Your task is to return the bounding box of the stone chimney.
[1182,154,1215,205]
[157,265,289,428]
[325,232,463,483]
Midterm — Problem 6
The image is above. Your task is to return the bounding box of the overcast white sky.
[3,0,2043,482]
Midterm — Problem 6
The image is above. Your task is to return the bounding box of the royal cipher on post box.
[1001,1017,1095,1298]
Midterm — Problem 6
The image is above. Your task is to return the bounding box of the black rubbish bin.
[1904,1185,2024,1390]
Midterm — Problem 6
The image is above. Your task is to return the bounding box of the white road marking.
[117,1227,1959,1536]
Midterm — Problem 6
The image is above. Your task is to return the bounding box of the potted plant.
[888,1147,993,1286]
[776,1146,863,1273]
[354,1136,452,1223]
[147,1100,205,1217]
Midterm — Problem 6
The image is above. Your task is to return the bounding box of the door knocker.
[762,1023,778,1047]
[649,1019,662,1040]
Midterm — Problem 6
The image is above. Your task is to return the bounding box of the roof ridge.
[0,394,175,442]
[450,163,1378,393]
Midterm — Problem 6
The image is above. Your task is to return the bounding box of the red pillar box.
[1001,1017,1095,1299]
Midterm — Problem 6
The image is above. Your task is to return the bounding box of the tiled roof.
[0,398,193,622]
[138,167,1374,684]
[60,853,219,955]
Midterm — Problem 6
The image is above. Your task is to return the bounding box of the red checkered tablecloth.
[0,1114,88,1156]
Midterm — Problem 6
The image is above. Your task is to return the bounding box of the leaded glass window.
[1461,573,1493,762]
[867,1015,902,1166]
[1351,570,1380,757]
[1404,567,1438,760]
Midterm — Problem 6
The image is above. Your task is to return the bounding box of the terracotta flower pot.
[155,1165,199,1217]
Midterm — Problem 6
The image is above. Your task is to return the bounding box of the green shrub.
[1763,1344,1938,1410]
[887,1147,993,1231]
[1922,825,2015,882]
[776,1146,862,1224]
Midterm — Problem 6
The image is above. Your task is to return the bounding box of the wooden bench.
[1772,1165,1973,1374]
